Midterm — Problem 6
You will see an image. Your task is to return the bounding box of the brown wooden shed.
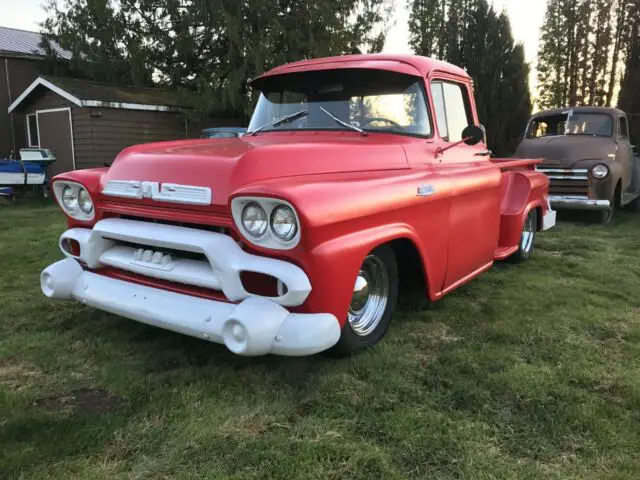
[0,26,73,159]
[8,76,217,177]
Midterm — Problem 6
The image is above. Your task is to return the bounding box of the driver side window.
[431,81,473,142]
[619,116,629,139]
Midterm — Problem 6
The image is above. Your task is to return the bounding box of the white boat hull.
[0,172,46,186]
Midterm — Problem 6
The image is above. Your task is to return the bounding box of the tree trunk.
[606,0,628,106]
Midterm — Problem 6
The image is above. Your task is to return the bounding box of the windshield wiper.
[319,107,367,136]
[248,109,309,136]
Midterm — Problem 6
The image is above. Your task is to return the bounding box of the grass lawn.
[1,200,640,479]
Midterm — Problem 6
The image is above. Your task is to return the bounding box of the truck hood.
[514,136,616,168]
[100,134,409,207]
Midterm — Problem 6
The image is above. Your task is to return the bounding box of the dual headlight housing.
[53,181,95,221]
[231,197,301,249]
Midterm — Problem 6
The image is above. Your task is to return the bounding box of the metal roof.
[0,26,72,60]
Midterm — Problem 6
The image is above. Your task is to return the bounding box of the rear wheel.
[332,245,399,356]
[510,209,537,263]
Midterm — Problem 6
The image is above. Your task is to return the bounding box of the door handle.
[474,150,492,156]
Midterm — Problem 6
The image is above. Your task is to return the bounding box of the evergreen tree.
[408,0,445,59]
[42,0,154,87]
[536,0,635,109]
[42,0,392,121]
[617,0,640,146]
[409,0,531,156]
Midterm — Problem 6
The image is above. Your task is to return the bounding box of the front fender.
[232,170,452,321]
[297,223,432,327]
[573,159,621,201]
[51,168,108,228]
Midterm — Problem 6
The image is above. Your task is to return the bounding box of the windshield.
[248,69,431,137]
[526,112,613,138]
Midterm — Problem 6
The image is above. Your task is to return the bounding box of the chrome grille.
[537,168,589,196]
[116,214,229,234]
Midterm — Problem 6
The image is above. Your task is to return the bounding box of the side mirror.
[461,125,485,146]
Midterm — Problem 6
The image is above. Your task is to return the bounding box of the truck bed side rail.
[491,158,542,170]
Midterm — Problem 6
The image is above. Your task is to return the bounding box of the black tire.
[509,209,537,263]
[599,185,621,223]
[331,245,399,356]
[599,203,615,224]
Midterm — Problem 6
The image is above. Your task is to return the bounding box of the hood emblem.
[103,180,212,205]
[417,184,436,197]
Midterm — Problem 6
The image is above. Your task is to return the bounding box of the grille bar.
[537,167,590,196]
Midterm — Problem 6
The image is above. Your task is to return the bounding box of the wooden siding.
[22,94,190,169]
[73,108,189,168]
[26,89,75,111]
[71,108,94,169]
[0,57,44,157]
[17,84,241,170]
[0,59,12,157]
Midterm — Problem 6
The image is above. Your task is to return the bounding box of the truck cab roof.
[531,106,627,119]
[251,54,471,86]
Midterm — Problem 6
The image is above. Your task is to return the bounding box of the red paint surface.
[52,55,551,326]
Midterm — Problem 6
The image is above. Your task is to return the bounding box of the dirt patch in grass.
[0,361,42,390]
[34,387,123,415]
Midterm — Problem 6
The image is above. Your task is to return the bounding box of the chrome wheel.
[520,212,535,253]
[348,255,390,337]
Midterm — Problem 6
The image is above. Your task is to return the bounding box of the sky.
[383,0,548,92]
[0,0,547,88]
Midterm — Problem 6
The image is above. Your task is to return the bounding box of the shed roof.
[0,26,72,60]
[8,76,185,113]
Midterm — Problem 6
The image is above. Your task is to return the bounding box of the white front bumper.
[41,258,340,356]
[41,218,341,356]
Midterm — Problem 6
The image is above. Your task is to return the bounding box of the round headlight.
[61,185,78,210]
[241,202,268,237]
[78,188,93,214]
[270,205,298,241]
[592,164,609,179]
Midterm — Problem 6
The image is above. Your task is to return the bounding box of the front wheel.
[599,188,620,223]
[509,209,537,263]
[331,245,399,356]
[599,203,615,224]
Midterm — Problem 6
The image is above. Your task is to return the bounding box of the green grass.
[1,200,640,479]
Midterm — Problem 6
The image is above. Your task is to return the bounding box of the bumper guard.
[41,218,341,356]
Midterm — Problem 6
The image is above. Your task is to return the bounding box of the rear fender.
[498,171,546,248]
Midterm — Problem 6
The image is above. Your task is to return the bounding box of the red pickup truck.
[41,54,555,356]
